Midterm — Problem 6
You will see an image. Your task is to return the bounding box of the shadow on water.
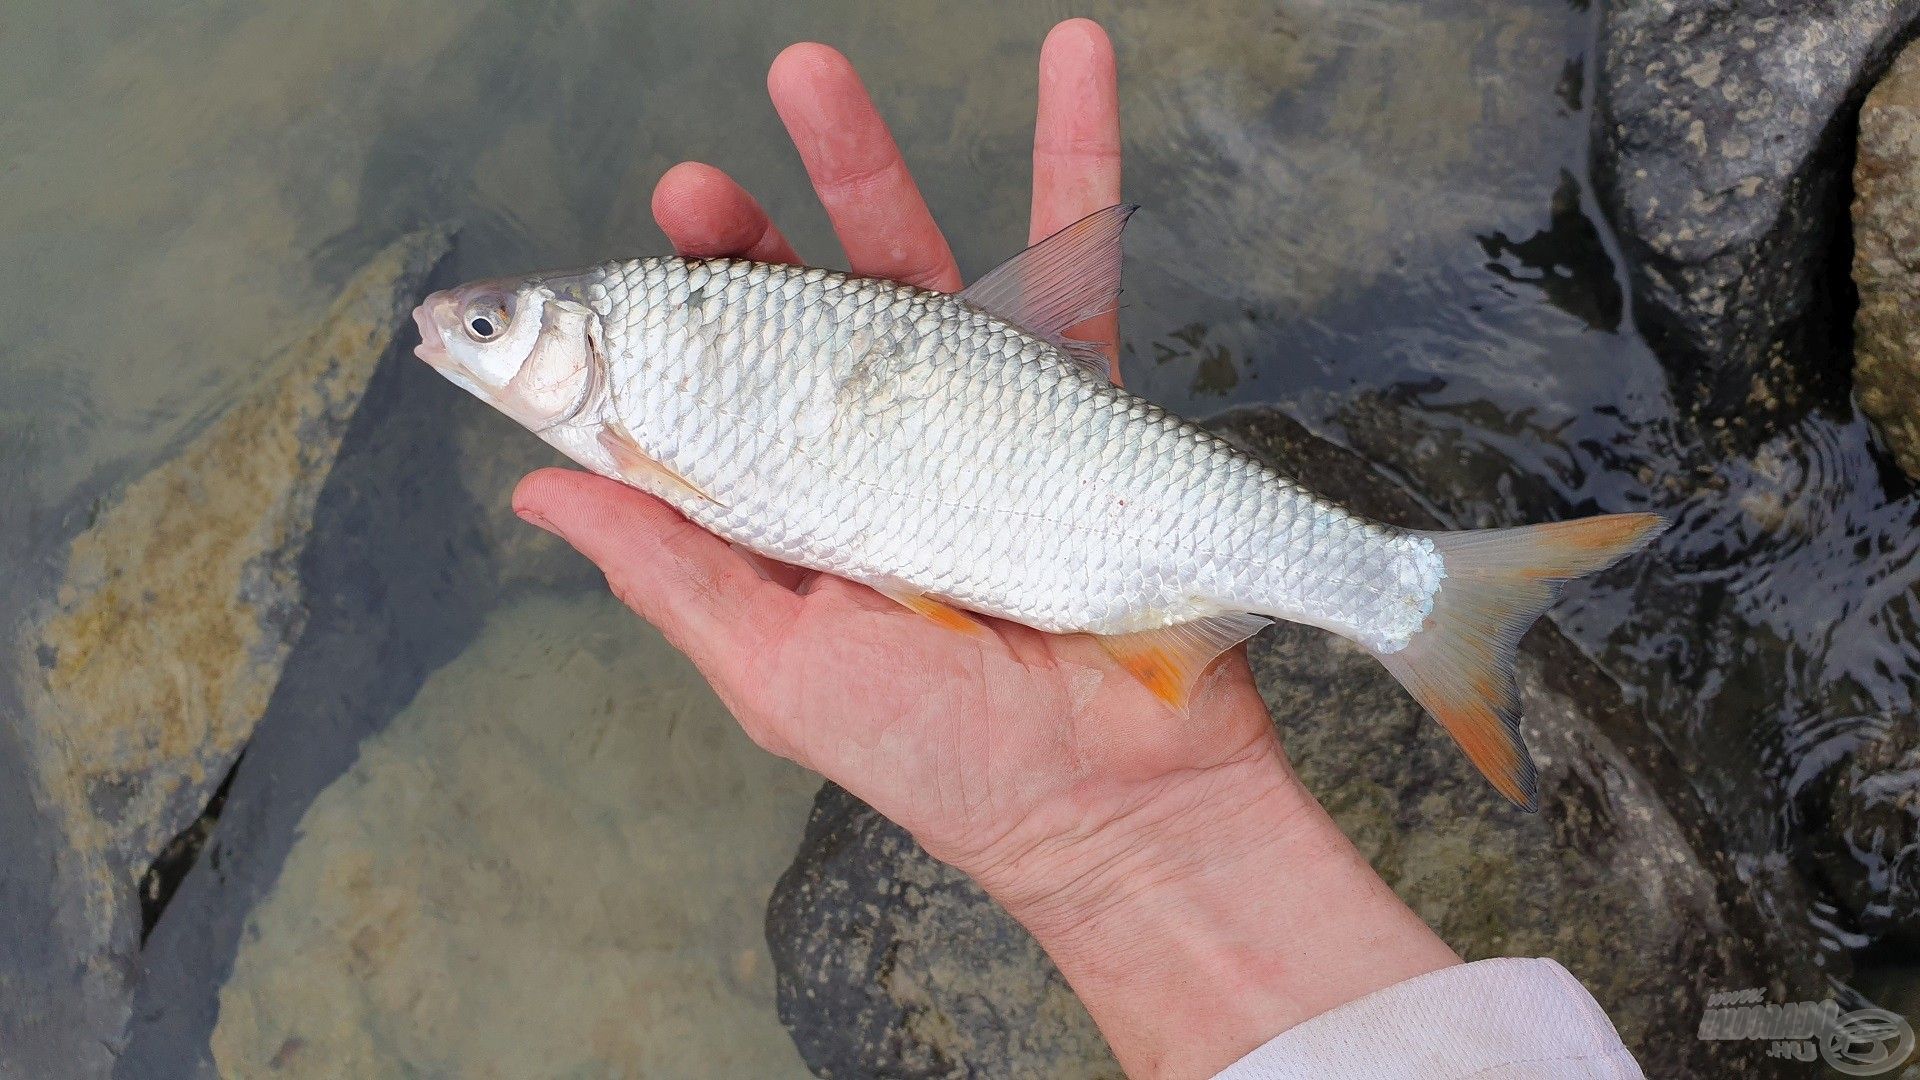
[1476,170,1623,334]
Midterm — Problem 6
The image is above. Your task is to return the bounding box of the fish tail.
[1372,513,1666,812]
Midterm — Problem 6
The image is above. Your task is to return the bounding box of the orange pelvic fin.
[873,582,986,636]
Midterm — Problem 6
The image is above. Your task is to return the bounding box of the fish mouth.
[411,294,455,370]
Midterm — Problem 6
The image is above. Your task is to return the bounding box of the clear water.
[4,0,1915,1072]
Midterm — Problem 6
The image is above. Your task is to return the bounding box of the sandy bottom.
[210,589,818,1079]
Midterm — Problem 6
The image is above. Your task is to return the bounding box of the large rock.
[108,286,611,1075]
[767,408,1832,1080]
[1594,0,1920,427]
[1855,39,1920,480]
[768,783,1120,1080]
[1,230,446,1075]
[1824,46,1920,929]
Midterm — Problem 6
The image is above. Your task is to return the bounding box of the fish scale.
[582,255,1435,645]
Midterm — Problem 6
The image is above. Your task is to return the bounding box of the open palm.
[513,21,1279,877]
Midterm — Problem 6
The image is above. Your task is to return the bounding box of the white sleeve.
[1212,958,1644,1080]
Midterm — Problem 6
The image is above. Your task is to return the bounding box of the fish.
[412,205,1664,811]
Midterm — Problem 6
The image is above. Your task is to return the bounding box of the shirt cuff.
[1212,957,1644,1079]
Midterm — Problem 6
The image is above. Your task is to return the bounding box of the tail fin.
[1375,513,1666,812]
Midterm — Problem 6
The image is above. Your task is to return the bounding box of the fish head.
[413,272,603,432]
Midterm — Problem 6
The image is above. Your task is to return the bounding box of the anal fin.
[598,426,725,507]
[1096,612,1271,712]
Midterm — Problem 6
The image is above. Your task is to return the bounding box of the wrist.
[959,732,1459,1079]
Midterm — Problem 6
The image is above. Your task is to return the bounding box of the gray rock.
[767,407,1831,1080]
[1854,38,1920,480]
[1,230,447,1075]
[1593,0,1920,428]
[767,784,1120,1080]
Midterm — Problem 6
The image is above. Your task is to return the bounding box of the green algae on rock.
[1855,39,1920,482]
[12,228,446,1066]
[209,590,819,1080]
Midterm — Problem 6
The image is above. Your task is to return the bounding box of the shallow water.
[4,0,1916,1073]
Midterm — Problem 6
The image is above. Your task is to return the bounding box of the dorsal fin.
[960,204,1137,381]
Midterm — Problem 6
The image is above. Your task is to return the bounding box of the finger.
[1032,20,1123,376]
[512,468,801,675]
[1032,21,1122,241]
[651,161,802,263]
[768,43,963,292]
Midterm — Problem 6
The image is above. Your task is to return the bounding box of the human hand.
[522,21,1279,889]
[513,20,1457,1078]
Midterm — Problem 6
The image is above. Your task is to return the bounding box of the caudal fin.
[1375,513,1666,812]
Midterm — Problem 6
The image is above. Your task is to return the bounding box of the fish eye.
[461,297,511,342]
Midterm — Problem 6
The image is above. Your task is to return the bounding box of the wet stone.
[766,408,1832,1080]
[3,230,446,1072]
[1815,40,1920,939]
[1854,37,1920,482]
[1593,0,1920,430]
[767,783,1120,1080]
[1815,726,1920,948]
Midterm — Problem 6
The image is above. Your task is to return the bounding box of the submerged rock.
[1593,0,1920,427]
[767,408,1830,1079]
[1854,39,1920,481]
[768,784,1119,1080]
[5,230,446,1071]
[1816,724,1920,947]
[209,590,819,1079]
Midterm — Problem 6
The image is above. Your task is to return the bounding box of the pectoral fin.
[1096,612,1271,712]
[597,427,725,507]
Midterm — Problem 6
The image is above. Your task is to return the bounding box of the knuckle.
[1037,136,1122,166]
[825,157,905,202]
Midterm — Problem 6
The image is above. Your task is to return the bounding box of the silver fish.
[413,206,1662,810]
